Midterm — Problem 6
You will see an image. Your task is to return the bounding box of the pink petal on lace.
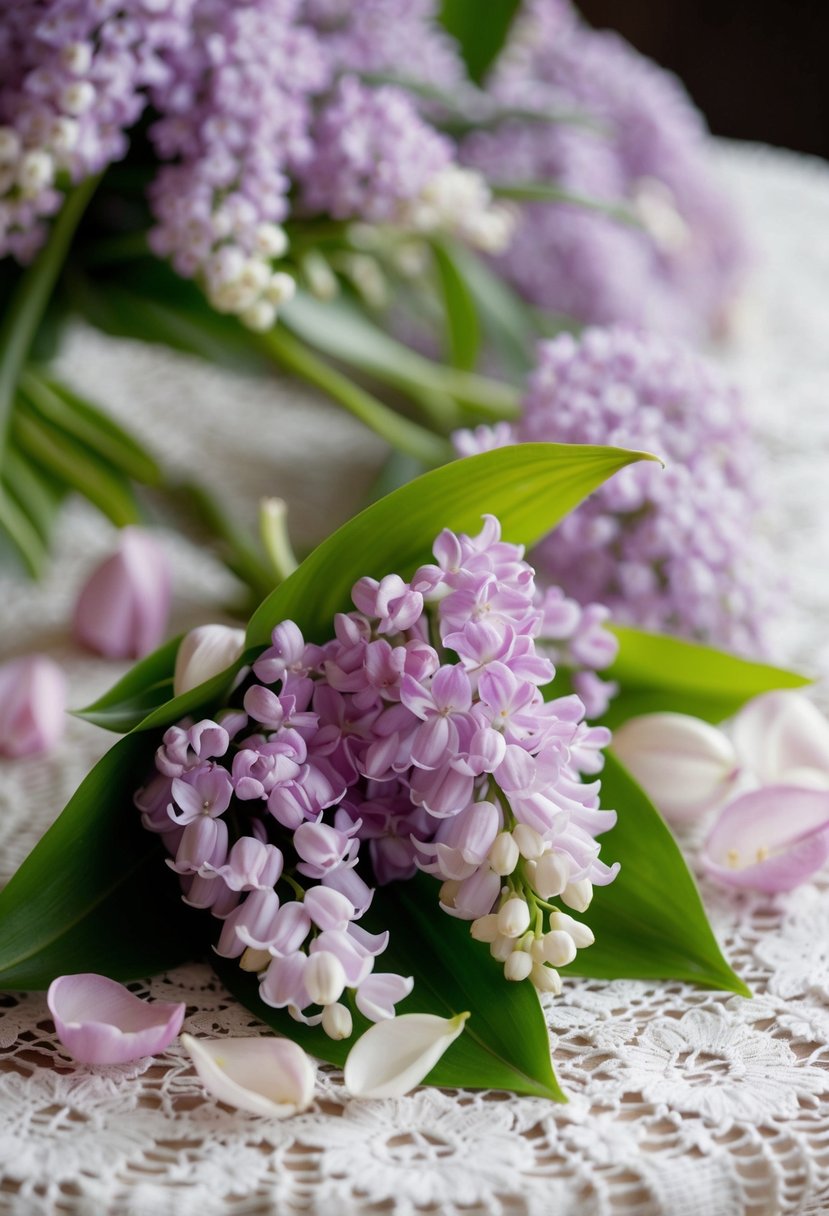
[702,785,829,892]
[47,974,185,1065]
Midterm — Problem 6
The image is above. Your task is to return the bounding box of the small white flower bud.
[541,930,577,967]
[60,80,96,116]
[17,149,53,196]
[496,897,531,939]
[531,964,563,995]
[60,41,93,75]
[532,851,570,899]
[304,952,347,1006]
[549,910,595,949]
[513,823,545,860]
[489,935,514,963]
[488,832,520,876]
[562,879,593,913]
[240,299,278,332]
[49,115,79,154]
[504,950,534,982]
[0,127,21,164]
[470,913,499,943]
[239,947,271,973]
[254,222,289,258]
[321,1001,353,1041]
[265,271,296,306]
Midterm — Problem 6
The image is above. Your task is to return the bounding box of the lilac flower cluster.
[460,0,748,340]
[455,328,776,655]
[136,517,620,1031]
[0,0,196,263]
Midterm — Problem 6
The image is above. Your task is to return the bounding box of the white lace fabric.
[1,142,829,1215]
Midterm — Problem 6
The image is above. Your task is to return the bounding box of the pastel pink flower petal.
[73,527,171,659]
[182,1034,315,1117]
[732,691,829,786]
[47,974,185,1065]
[703,785,829,892]
[0,654,66,758]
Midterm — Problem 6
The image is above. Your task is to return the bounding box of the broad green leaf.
[431,239,481,371]
[491,181,640,227]
[439,0,521,83]
[568,752,750,995]
[247,443,658,647]
[444,242,537,377]
[22,371,161,485]
[216,872,564,1099]
[604,625,811,728]
[0,735,201,989]
[74,635,183,731]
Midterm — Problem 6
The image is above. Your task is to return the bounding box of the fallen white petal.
[344,1011,470,1099]
[181,1034,315,1117]
[613,712,738,822]
[732,690,829,786]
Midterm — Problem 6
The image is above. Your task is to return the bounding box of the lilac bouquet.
[0,445,805,1097]
[0,0,754,597]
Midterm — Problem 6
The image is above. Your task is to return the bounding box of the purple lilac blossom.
[135,516,619,1021]
[455,327,776,656]
[460,0,749,340]
[0,0,196,262]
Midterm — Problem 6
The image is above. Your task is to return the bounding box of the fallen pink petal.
[702,785,829,893]
[73,527,172,660]
[47,974,185,1065]
[0,654,66,759]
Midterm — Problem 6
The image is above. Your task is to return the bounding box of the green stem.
[0,176,99,464]
[259,497,298,582]
[261,326,452,467]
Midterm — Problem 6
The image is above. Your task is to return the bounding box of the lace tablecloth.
[2,142,829,1216]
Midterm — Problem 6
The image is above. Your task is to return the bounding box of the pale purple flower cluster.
[0,0,196,262]
[460,0,749,340]
[456,328,776,655]
[136,516,620,1022]
[298,77,451,224]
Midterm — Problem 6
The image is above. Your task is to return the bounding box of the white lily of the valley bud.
[488,832,520,876]
[541,930,578,967]
[173,624,246,697]
[304,952,347,1007]
[321,1002,353,1041]
[182,1034,315,1117]
[504,950,533,982]
[612,711,738,823]
[549,910,595,949]
[532,851,570,899]
[344,1012,470,1099]
[513,823,545,859]
[562,878,593,913]
[470,913,499,943]
[531,964,563,995]
[490,935,514,963]
[239,947,271,973]
[496,897,531,939]
[240,299,277,332]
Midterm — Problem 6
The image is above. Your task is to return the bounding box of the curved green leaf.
[247,442,658,647]
[432,239,481,371]
[0,735,200,989]
[569,752,750,995]
[216,872,563,1099]
[604,625,811,728]
[491,181,640,226]
[439,0,521,83]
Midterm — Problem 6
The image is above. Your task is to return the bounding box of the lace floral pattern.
[1,142,829,1214]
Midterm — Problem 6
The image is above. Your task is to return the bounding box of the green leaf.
[604,625,811,729]
[491,181,640,227]
[431,239,481,370]
[569,752,749,995]
[439,0,521,83]
[0,735,201,989]
[73,635,183,731]
[216,872,564,1099]
[0,481,49,578]
[12,404,141,527]
[21,371,161,485]
[444,241,537,377]
[248,442,658,647]
[3,446,64,548]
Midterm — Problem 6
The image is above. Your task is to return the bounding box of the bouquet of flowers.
[0,444,807,1101]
